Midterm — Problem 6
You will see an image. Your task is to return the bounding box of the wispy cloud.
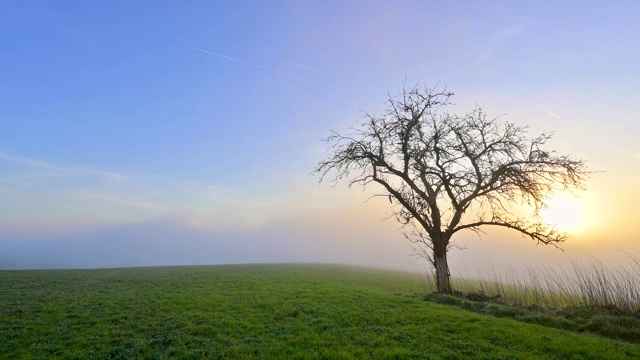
[617,149,640,163]
[0,151,127,181]
[0,151,284,234]
[0,151,71,174]
[538,105,562,119]
[194,48,309,81]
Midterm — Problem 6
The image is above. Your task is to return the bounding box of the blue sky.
[1,1,639,270]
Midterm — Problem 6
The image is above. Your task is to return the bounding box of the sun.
[540,193,583,233]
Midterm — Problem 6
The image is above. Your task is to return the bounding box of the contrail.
[194,48,309,81]
[195,48,278,72]
[289,61,321,72]
[537,105,562,119]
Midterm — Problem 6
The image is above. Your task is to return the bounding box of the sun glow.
[540,193,583,233]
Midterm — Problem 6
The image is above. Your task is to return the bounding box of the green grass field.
[1,264,639,359]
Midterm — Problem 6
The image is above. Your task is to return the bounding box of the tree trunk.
[433,244,452,294]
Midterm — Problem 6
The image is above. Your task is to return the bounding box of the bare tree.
[315,83,590,294]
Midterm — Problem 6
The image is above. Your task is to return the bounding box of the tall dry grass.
[453,255,640,314]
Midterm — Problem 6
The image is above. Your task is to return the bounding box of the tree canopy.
[315,84,590,293]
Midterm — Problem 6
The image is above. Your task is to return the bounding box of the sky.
[1,1,639,273]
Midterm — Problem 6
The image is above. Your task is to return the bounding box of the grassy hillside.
[1,264,639,359]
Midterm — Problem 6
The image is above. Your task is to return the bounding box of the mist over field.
[0,210,420,271]
[2,210,635,276]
